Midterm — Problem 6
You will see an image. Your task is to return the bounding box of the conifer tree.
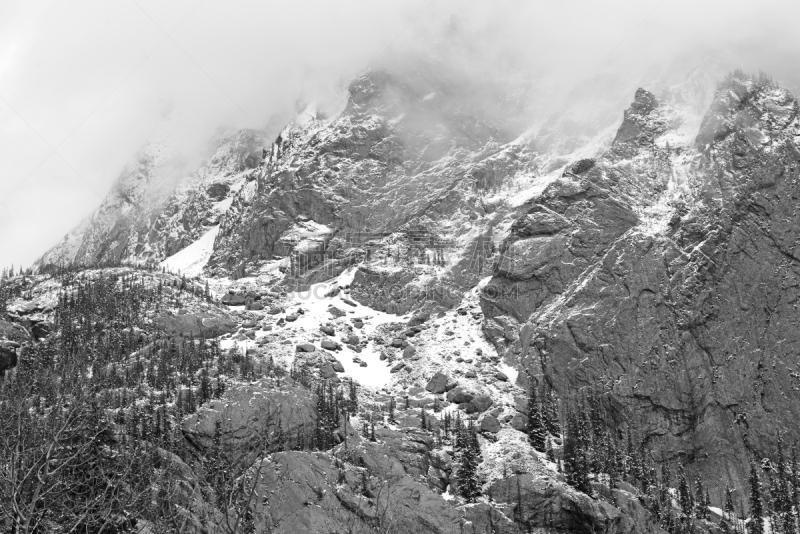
[694,474,708,519]
[678,465,693,517]
[748,458,765,534]
[544,389,561,436]
[526,384,546,452]
[454,420,482,502]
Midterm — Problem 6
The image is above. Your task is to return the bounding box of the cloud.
[2,0,800,268]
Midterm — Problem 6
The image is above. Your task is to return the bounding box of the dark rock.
[332,361,345,373]
[320,325,335,336]
[321,339,341,351]
[465,395,493,414]
[319,363,337,379]
[390,362,405,373]
[402,344,417,359]
[206,182,230,201]
[446,387,474,404]
[408,312,430,326]
[328,306,345,318]
[296,343,316,353]
[464,370,477,378]
[31,321,52,340]
[426,371,449,394]
[390,338,405,348]
[221,293,247,306]
[0,344,19,375]
[495,371,508,382]
[480,415,501,433]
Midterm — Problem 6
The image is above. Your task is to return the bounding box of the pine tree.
[695,474,708,520]
[678,465,693,517]
[721,485,737,533]
[544,389,561,436]
[526,384,546,452]
[748,458,765,534]
[772,433,792,534]
[563,410,591,494]
[455,421,482,503]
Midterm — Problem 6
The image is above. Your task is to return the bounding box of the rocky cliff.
[483,72,800,497]
[26,55,799,530]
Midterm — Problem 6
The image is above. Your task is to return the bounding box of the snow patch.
[161,226,219,277]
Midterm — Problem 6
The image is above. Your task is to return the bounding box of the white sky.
[2,0,800,269]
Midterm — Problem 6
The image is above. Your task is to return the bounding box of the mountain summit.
[6,62,799,532]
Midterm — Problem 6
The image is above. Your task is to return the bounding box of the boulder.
[446,387,474,404]
[296,343,316,353]
[206,182,230,201]
[320,325,335,336]
[408,312,430,327]
[328,306,346,318]
[321,339,341,351]
[332,361,345,373]
[480,415,501,433]
[425,371,449,394]
[465,395,493,414]
[402,344,417,359]
[319,364,337,379]
[221,293,247,306]
[0,344,18,375]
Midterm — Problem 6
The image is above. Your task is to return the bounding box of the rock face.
[426,371,449,394]
[484,475,666,534]
[183,378,316,456]
[33,47,799,512]
[38,127,267,267]
[482,74,800,495]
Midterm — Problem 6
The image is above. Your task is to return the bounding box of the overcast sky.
[2,0,800,270]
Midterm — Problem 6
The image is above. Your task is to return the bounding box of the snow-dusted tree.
[678,465,693,517]
[526,385,546,452]
[454,420,482,503]
[748,458,765,534]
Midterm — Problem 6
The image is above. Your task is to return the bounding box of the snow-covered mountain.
[17,47,800,532]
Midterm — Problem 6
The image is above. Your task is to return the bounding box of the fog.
[2,0,800,269]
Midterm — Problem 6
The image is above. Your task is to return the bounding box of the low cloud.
[2,0,800,268]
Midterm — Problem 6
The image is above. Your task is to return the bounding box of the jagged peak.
[610,88,672,157]
[695,70,799,152]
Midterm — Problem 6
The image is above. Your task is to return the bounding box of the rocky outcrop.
[182,378,316,456]
[480,474,666,534]
[482,75,800,499]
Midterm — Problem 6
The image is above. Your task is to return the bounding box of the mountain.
[7,53,799,532]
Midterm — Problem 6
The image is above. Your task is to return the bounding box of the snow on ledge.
[161,226,219,277]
